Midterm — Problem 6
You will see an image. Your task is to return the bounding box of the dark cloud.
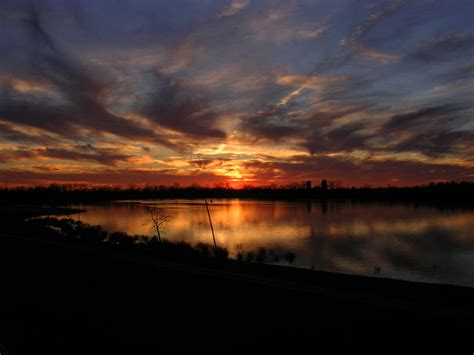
[241,156,356,182]
[241,155,474,186]
[0,95,79,138]
[0,4,177,148]
[382,104,467,132]
[0,122,56,145]
[390,130,474,157]
[44,145,131,166]
[0,145,131,166]
[0,169,229,187]
[351,0,405,41]
[304,122,369,155]
[316,76,396,105]
[188,158,231,169]
[240,106,372,154]
[240,113,303,142]
[437,62,474,82]
[137,74,226,139]
[0,92,166,143]
[0,148,37,163]
[408,32,474,64]
[379,103,473,156]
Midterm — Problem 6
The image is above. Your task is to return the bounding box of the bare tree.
[144,206,171,242]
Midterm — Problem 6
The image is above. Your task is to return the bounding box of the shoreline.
[0,230,473,352]
[2,182,474,209]
[4,202,473,289]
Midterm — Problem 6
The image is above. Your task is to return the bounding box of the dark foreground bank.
[0,232,473,354]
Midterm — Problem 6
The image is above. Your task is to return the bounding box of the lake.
[67,199,474,287]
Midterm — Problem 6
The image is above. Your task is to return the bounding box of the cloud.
[0,148,37,164]
[240,113,303,142]
[0,121,57,145]
[408,32,474,64]
[339,0,404,63]
[0,90,159,142]
[275,74,347,106]
[276,74,346,90]
[0,168,230,187]
[0,0,473,186]
[303,122,370,155]
[218,0,249,18]
[382,104,467,132]
[137,74,226,139]
[345,0,405,42]
[1,77,54,95]
[159,39,202,74]
[350,44,400,62]
[44,145,132,166]
[392,130,474,157]
[0,5,176,149]
[188,158,231,169]
[244,5,327,42]
[296,26,327,40]
[379,103,474,156]
[239,154,474,187]
[0,144,132,166]
[437,62,474,83]
[240,104,372,155]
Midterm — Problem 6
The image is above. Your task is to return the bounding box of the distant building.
[306,180,312,190]
[321,179,328,190]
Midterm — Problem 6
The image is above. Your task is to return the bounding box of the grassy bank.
[1,204,298,265]
[0,205,473,353]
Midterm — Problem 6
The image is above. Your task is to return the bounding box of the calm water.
[67,199,474,287]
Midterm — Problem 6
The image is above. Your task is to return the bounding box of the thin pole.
[205,200,217,254]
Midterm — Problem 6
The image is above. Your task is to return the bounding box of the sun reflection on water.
[68,199,474,287]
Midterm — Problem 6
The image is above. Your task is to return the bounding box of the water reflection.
[69,199,474,287]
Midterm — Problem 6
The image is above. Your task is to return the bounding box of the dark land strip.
[0,231,473,354]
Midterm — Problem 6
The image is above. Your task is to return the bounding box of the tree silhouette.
[144,206,171,242]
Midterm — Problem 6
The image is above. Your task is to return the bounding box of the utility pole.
[205,200,217,254]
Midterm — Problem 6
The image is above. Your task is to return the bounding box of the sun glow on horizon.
[0,1,472,187]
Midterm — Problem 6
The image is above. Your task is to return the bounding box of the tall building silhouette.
[321,179,328,191]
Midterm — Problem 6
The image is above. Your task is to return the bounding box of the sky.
[0,0,473,187]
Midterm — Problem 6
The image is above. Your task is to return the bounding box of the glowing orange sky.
[0,1,473,187]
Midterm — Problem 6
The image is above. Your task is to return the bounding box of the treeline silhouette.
[1,181,473,206]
